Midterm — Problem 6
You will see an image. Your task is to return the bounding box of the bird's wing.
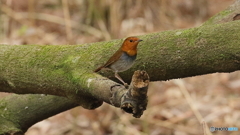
[102,49,123,68]
[94,49,123,72]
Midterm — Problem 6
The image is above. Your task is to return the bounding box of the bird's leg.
[115,72,128,87]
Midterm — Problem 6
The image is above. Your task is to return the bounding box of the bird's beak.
[138,39,143,42]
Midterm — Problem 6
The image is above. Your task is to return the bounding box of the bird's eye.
[129,40,133,42]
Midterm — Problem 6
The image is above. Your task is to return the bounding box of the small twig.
[202,120,207,135]
[28,0,36,25]
[173,79,212,135]
[62,0,73,42]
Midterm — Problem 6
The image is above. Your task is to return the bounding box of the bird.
[94,37,143,86]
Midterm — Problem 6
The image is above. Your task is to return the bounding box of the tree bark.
[1,0,240,134]
[0,94,78,134]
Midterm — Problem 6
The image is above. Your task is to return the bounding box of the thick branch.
[0,71,150,134]
[1,21,240,93]
[0,1,240,134]
[0,94,78,134]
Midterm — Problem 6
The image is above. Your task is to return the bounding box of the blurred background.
[1,0,240,135]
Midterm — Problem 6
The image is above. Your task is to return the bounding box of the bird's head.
[121,37,143,56]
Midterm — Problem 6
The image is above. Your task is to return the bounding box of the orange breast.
[125,49,137,56]
[121,45,137,56]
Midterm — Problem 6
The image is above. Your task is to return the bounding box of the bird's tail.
[94,66,103,72]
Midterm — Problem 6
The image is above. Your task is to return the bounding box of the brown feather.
[94,49,123,72]
[94,66,104,72]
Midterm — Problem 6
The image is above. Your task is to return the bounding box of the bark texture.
[0,94,78,134]
[0,0,240,134]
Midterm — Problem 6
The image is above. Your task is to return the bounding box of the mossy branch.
[1,20,239,102]
[0,94,78,134]
[1,0,240,134]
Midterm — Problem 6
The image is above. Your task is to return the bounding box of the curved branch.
[0,0,240,134]
[0,94,78,134]
[0,70,150,134]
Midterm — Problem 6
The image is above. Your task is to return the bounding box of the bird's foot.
[110,83,128,90]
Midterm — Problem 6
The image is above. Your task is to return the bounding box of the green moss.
[203,9,233,25]
[0,101,8,118]
[0,119,22,134]
[218,9,232,16]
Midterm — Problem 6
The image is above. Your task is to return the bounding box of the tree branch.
[0,94,78,134]
[1,0,240,134]
[203,0,240,25]
[1,21,240,92]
